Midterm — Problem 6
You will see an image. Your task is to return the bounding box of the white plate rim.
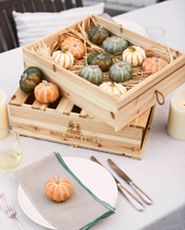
[17,156,118,229]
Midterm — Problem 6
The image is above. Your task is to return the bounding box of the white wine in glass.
[0,129,22,173]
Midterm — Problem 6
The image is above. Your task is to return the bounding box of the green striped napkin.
[15,152,115,230]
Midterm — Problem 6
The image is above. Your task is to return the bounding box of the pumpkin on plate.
[142,56,168,74]
[122,46,146,66]
[87,52,113,72]
[61,37,85,59]
[45,176,72,202]
[109,61,132,83]
[88,26,110,45]
[19,66,43,93]
[51,50,74,69]
[34,80,60,104]
[103,36,128,55]
[79,65,103,85]
[99,82,127,97]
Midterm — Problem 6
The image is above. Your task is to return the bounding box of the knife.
[90,156,145,212]
[107,159,153,205]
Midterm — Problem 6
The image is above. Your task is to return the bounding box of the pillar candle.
[0,89,9,139]
[167,89,185,140]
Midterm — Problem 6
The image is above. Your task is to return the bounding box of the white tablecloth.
[0,0,185,229]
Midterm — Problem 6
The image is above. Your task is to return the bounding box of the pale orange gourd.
[142,57,168,74]
[45,176,72,202]
[61,37,85,59]
[34,80,59,104]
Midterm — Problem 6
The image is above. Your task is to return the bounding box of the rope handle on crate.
[155,90,165,105]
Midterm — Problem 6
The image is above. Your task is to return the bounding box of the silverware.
[107,159,153,205]
[0,192,25,230]
[90,156,145,212]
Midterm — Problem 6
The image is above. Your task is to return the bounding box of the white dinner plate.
[17,156,118,229]
[113,18,146,36]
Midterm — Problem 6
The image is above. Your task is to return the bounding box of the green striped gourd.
[102,36,128,55]
[79,65,103,85]
[109,61,132,83]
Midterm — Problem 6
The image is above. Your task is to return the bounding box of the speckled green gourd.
[79,65,103,85]
[109,61,132,83]
[88,26,110,45]
[87,52,113,72]
[103,36,128,55]
[19,66,43,93]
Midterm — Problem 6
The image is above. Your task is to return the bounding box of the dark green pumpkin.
[19,66,43,93]
[88,26,110,45]
[87,52,113,72]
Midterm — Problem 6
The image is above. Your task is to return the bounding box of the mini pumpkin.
[19,66,43,93]
[142,57,168,74]
[34,80,60,104]
[100,82,127,97]
[51,50,74,69]
[88,26,110,45]
[61,37,85,59]
[122,46,146,66]
[45,176,72,202]
[103,36,128,55]
[109,61,132,83]
[79,65,103,85]
[87,52,113,72]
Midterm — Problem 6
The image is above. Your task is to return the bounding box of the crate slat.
[32,100,48,110]
[56,97,74,115]
[130,109,151,129]
[9,88,29,105]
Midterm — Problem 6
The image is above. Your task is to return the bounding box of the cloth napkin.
[15,153,115,230]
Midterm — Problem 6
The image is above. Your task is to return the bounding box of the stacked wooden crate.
[9,15,185,159]
[9,88,154,159]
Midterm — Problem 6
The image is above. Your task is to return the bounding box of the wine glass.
[146,26,166,44]
[0,129,22,173]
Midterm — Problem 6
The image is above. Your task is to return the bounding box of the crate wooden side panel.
[116,64,185,129]
[9,88,154,159]
[23,15,185,131]
[10,105,154,159]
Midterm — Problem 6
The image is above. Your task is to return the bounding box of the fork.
[0,192,25,230]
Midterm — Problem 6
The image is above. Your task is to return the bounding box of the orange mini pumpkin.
[61,37,85,59]
[45,176,72,202]
[34,80,59,104]
[142,57,168,74]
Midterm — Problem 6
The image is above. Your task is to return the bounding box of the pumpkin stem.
[42,80,49,85]
[128,46,136,52]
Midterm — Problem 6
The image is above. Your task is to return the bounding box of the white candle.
[0,89,9,139]
[167,89,185,140]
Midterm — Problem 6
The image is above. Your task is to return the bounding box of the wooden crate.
[22,15,185,131]
[9,88,154,160]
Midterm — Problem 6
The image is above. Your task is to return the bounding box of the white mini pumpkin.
[99,82,127,97]
[51,50,74,69]
[122,46,146,66]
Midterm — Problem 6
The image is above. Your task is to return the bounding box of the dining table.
[0,0,185,229]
